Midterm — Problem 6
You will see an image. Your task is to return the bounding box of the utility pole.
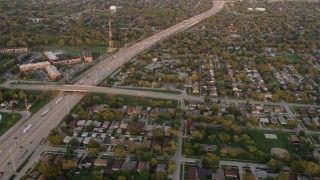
[9,149,17,175]
[95,69,99,85]
[24,98,30,118]
[66,95,70,115]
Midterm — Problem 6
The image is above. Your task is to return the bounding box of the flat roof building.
[46,65,61,79]
[19,61,50,71]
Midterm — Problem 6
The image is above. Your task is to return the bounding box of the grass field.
[247,130,297,154]
[0,112,22,136]
[13,90,59,113]
[0,54,15,66]
[281,53,304,64]
[32,44,107,56]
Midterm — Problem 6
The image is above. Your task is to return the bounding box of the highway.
[0,1,225,179]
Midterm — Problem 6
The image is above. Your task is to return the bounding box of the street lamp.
[66,95,70,115]
[8,149,17,175]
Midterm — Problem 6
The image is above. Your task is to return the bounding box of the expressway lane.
[0,92,84,179]
[0,1,226,179]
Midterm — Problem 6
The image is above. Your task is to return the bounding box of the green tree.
[167,161,176,174]
[275,172,289,180]
[202,153,219,168]
[149,158,158,168]
[115,146,127,158]
[62,160,76,170]
[38,163,59,178]
[268,159,283,172]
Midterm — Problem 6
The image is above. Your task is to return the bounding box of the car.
[20,146,23,149]
[14,137,17,139]
[0,171,4,176]
[7,162,11,165]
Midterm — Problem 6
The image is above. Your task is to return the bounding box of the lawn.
[13,90,59,113]
[0,54,15,66]
[32,44,107,56]
[0,112,22,136]
[247,130,297,154]
[79,93,179,109]
[281,53,304,64]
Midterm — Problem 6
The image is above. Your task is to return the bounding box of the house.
[83,49,92,62]
[192,82,199,94]
[63,136,72,143]
[198,168,211,179]
[112,159,122,171]
[288,135,300,144]
[54,155,64,164]
[211,169,225,180]
[259,117,270,123]
[126,106,134,115]
[137,162,146,172]
[277,116,288,125]
[188,167,197,180]
[225,169,238,178]
[156,164,166,172]
[77,120,86,127]
[94,159,108,167]
[121,161,137,171]
[80,156,95,168]
[83,137,92,145]
[102,121,110,128]
[256,170,268,179]
[303,117,311,126]
[41,154,52,164]
[274,106,284,114]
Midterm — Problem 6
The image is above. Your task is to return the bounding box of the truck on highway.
[23,124,32,133]
[55,97,63,104]
[41,108,50,116]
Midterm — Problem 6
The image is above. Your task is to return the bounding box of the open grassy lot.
[13,90,59,113]
[247,130,297,154]
[80,92,179,108]
[0,112,22,136]
[281,53,304,64]
[32,44,107,56]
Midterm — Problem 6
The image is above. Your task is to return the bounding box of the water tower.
[110,5,116,13]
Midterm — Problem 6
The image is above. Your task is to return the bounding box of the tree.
[229,149,238,157]
[153,128,164,140]
[47,128,62,145]
[268,159,283,172]
[140,169,150,180]
[69,138,79,147]
[287,119,299,129]
[131,114,139,122]
[242,173,256,180]
[202,153,219,168]
[117,176,127,180]
[248,116,258,125]
[275,172,289,180]
[192,130,204,141]
[62,160,76,170]
[149,158,158,167]
[38,163,59,177]
[88,148,99,156]
[87,139,100,148]
[167,161,176,174]
[219,132,231,143]
[115,146,127,158]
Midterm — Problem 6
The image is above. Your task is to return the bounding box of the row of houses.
[0,47,28,54]
[246,67,269,93]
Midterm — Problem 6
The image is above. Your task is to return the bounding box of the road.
[0,1,226,179]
